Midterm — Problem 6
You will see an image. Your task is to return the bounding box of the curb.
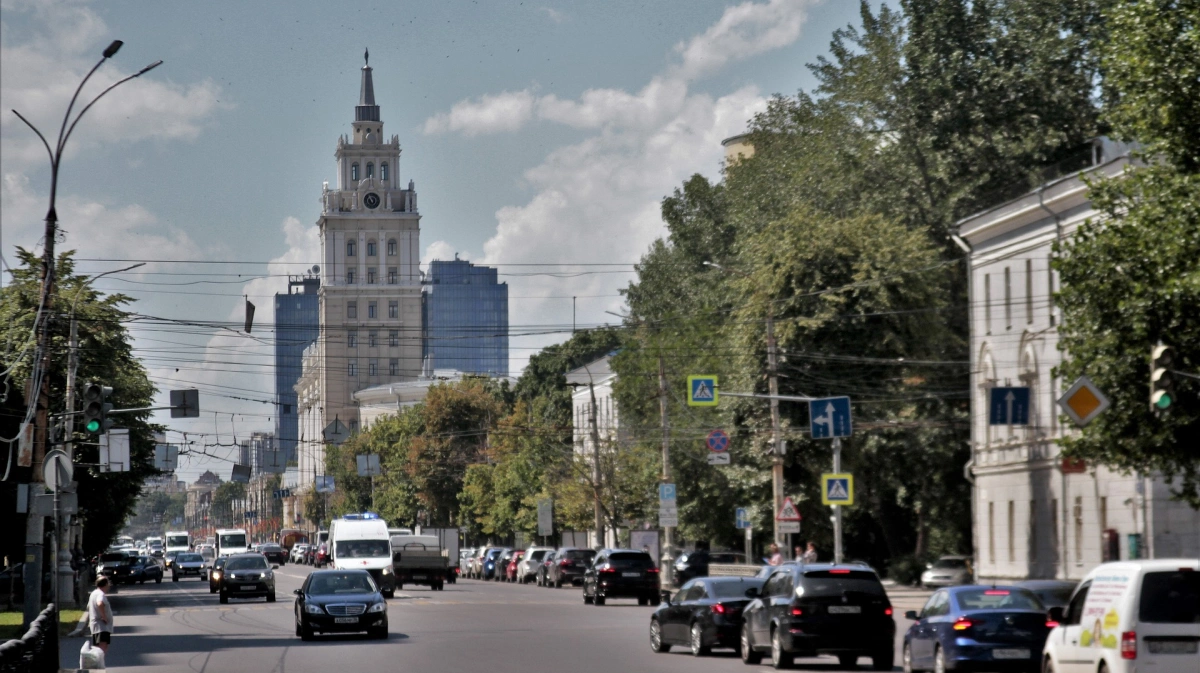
[66,611,89,638]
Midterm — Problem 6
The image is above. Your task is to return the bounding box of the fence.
[0,604,59,673]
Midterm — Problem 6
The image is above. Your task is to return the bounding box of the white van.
[215,528,249,559]
[165,530,191,554]
[1043,559,1199,673]
[329,515,395,597]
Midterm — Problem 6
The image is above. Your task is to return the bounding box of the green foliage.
[210,481,246,528]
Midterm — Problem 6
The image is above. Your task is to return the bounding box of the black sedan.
[650,576,765,656]
[97,552,135,584]
[582,549,659,605]
[259,543,288,566]
[294,569,388,640]
[129,556,163,584]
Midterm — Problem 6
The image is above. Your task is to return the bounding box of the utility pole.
[832,436,843,564]
[658,355,675,587]
[588,381,604,548]
[765,306,785,550]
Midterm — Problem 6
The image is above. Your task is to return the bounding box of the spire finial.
[364,48,369,66]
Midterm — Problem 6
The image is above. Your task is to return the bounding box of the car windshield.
[710,579,765,598]
[800,570,886,597]
[932,558,969,569]
[1139,570,1200,623]
[955,588,1043,610]
[135,557,152,565]
[309,573,376,594]
[608,552,654,568]
[219,533,247,549]
[213,558,226,569]
[167,535,188,547]
[225,556,269,570]
[529,550,546,561]
[100,553,127,563]
[176,554,203,563]
[335,539,390,558]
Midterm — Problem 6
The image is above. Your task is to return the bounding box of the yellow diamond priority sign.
[1057,375,1111,428]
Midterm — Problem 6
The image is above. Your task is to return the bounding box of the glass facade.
[423,259,509,375]
[274,276,320,464]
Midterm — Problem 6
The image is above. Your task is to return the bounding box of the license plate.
[993,649,1030,660]
[414,575,426,580]
[240,585,256,591]
[1147,641,1198,655]
[334,617,357,624]
[623,572,641,577]
[828,606,861,614]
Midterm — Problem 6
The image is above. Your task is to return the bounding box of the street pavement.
[60,564,931,672]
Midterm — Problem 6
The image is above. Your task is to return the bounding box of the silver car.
[517,547,554,584]
[919,555,974,587]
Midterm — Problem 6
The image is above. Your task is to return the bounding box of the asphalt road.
[60,564,931,673]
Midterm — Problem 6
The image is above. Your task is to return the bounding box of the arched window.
[366,162,374,179]
[380,163,389,181]
[387,239,397,256]
[367,240,377,257]
[351,163,359,181]
[346,240,356,257]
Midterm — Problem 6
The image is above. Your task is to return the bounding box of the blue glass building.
[423,259,508,375]
[274,275,320,463]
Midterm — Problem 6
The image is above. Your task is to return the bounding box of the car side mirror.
[1047,607,1065,624]
[271,565,279,570]
[745,587,759,599]
[905,610,920,621]
[660,590,673,606]
[293,589,302,595]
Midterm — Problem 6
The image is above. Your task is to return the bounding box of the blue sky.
[1,0,879,480]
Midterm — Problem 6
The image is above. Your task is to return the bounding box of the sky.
[1,0,878,481]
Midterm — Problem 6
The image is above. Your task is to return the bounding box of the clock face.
[363,192,380,209]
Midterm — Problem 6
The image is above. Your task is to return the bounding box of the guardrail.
[0,604,59,673]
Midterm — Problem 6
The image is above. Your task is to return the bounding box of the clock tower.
[299,49,423,453]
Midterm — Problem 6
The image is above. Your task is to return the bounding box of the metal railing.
[0,604,59,673]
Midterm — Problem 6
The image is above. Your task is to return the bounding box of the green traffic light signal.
[86,418,101,433]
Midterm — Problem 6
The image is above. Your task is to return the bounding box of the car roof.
[228,552,266,558]
[704,576,763,584]
[310,568,372,576]
[1014,579,1077,588]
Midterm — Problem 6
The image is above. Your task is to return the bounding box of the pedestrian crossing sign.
[821,473,854,506]
[687,375,718,407]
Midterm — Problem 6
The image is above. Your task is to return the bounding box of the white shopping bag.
[79,640,107,669]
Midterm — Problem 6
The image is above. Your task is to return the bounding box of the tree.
[0,249,160,558]
[1054,0,1200,504]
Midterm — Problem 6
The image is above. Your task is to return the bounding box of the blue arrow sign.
[988,386,1030,425]
[808,396,852,439]
[735,507,751,529]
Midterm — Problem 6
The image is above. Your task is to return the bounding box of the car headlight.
[367,602,386,613]
[382,566,393,575]
[305,603,324,614]
[212,571,222,579]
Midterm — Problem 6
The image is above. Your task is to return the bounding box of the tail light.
[791,607,804,616]
[559,559,570,566]
[1045,619,1059,629]
[884,607,893,616]
[599,564,616,574]
[646,567,659,573]
[712,603,728,615]
[952,617,980,631]
[1120,631,1136,660]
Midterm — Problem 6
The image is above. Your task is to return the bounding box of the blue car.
[903,585,1052,673]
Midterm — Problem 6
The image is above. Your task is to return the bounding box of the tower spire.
[356,48,379,121]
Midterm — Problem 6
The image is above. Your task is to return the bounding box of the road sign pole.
[658,356,676,588]
[832,437,843,564]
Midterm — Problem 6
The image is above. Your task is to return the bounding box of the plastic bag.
[79,640,106,669]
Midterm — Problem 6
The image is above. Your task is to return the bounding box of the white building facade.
[567,355,622,457]
[960,142,1200,581]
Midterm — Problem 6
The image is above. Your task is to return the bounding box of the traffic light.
[81,382,113,434]
[1150,342,1175,413]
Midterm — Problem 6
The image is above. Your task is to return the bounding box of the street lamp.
[703,261,788,551]
[11,39,162,629]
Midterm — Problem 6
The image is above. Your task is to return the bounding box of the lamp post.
[703,261,787,551]
[12,40,162,628]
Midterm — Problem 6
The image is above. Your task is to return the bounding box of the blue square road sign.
[808,396,852,439]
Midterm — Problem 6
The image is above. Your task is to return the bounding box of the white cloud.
[422,90,535,136]
[673,0,814,80]
[423,240,469,265]
[540,7,566,24]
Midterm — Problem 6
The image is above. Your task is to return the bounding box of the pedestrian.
[802,542,818,563]
[767,543,783,566]
[794,545,803,562]
[88,576,113,655]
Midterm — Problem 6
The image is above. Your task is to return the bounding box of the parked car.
[129,556,164,584]
[217,553,277,604]
[172,553,207,581]
[583,549,660,605]
[293,569,387,641]
[259,543,287,565]
[314,543,330,567]
[290,544,310,564]
[1013,579,1077,610]
[493,549,514,581]
[741,564,895,669]
[459,548,476,578]
[470,547,494,579]
[537,550,558,586]
[547,548,596,587]
[505,550,525,582]
[902,585,1051,673]
[478,548,502,580]
[650,576,766,656]
[920,555,974,588]
[674,550,748,584]
[518,547,553,584]
[1043,559,1199,673]
[208,557,228,593]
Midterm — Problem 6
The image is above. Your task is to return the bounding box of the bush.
[886,554,927,586]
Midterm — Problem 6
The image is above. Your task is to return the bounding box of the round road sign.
[706,429,730,452]
[43,449,73,492]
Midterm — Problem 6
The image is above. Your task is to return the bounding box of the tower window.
[381,163,389,181]
[367,268,376,284]
[346,240,356,257]
[366,162,374,178]
[367,240,377,257]
[348,360,357,377]
[348,330,358,348]
[345,270,355,285]
[347,302,357,319]
[389,359,398,376]
[389,330,398,347]
[368,331,377,348]
[368,301,377,319]
[388,301,398,319]
[387,239,397,256]
[351,163,359,181]
[368,359,377,377]
[387,268,397,284]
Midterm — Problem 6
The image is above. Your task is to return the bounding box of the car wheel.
[934,646,946,673]
[584,593,593,604]
[594,595,606,606]
[904,643,919,673]
[741,624,763,664]
[300,620,313,641]
[267,591,276,603]
[219,591,228,604]
[771,627,793,669]
[1041,657,1055,673]
[383,589,395,599]
[690,623,710,657]
[173,575,179,582]
[873,649,895,671]
[638,596,648,606]
[396,583,402,591]
[840,654,859,668]
[295,617,302,637]
[649,618,670,653]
